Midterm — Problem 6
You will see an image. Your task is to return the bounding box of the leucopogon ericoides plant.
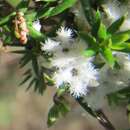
[1,0,130,130]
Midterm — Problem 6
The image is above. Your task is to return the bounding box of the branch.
[76,97,116,130]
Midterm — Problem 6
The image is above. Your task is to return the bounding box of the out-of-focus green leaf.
[32,56,39,76]
[83,49,96,57]
[25,11,37,22]
[37,0,77,18]
[19,51,46,94]
[100,38,112,48]
[27,23,45,40]
[47,105,59,127]
[110,43,128,50]
[101,47,116,68]
[56,87,67,97]
[80,0,95,26]
[79,32,98,48]
[39,0,57,1]
[6,0,21,8]
[111,33,130,44]
[19,53,31,68]
[98,22,107,40]
[119,42,130,52]
[92,10,101,37]
[47,97,70,127]
[19,74,32,86]
[16,0,29,13]
[44,73,55,86]
[107,87,130,105]
[107,14,127,34]
[0,12,16,26]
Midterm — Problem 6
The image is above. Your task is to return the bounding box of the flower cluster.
[41,27,99,98]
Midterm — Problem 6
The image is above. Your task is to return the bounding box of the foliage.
[1,0,130,129]
[47,87,70,126]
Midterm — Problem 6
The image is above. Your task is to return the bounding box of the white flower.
[56,26,73,41]
[51,39,87,68]
[41,36,87,68]
[33,20,41,32]
[41,38,60,52]
[54,67,72,87]
[53,57,99,98]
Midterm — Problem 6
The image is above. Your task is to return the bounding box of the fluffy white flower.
[53,57,99,98]
[54,67,72,87]
[56,26,73,41]
[85,52,130,109]
[41,38,60,52]
[33,20,41,32]
[41,36,87,68]
[51,39,87,68]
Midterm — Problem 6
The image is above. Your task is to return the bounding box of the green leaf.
[38,0,57,1]
[59,100,70,116]
[43,73,55,86]
[19,54,31,68]
[101,47,116,68]
[118,42,130,52]
[107,14,127,34]
[95,10,101,22]
[18,48,46,94]
[27,23,45,40]
[107,87,130,105]
[32,57,39,76]
[79,32,98,48]
[16,0,29,13]
[23,69,31,76]
[100,38,112,48]
[111,33,130,44]
[0,12,16,26]
[25,11,37,22]
[57,87,67,97]
[109,41,130,51]
[83,49,96,57]
[47,105,59,127]
[92,10,101,37]
[47,97,70,127]
[26,78,36,91]
[37,0,77,18]
[98,22,107,40]
[6,0,21,8]
[110,43,128,50]
[80,0,95,26]
[19,74,32,86]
